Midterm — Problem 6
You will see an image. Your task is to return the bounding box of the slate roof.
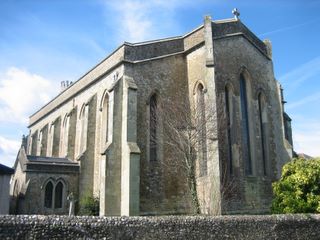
[24,155,79,173]
[27,155,77,165]
[0,163,14,175]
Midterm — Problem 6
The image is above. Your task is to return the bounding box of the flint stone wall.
[0,214,319,240]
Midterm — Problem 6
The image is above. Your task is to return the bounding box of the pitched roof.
[0,163,14,175]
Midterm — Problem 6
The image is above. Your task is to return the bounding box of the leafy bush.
[79,194,100,216]
[271,158,320,213]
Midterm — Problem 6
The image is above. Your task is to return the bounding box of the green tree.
[79,194,100,216]
[272,158,320,213]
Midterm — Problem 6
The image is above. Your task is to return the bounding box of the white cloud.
[0,67,58,124]
[0,136,20,168]
[279,56,320,93]
[104,0,203,43]
[287,91,320,110]
[259,19,318,38]
[291,117,320,157]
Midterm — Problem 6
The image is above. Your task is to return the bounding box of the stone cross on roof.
[232,8,240,20]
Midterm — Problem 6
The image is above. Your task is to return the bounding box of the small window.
[44,181,53,208]
[54,182,63,208]
[44,180,65,209]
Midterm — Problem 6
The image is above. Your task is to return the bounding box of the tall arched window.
[258,92,268,175]
[101,94,109,145]
[54,181,63,208]
[40,125,48,157]
[47,124,54,156]
[61,115,70,157]
[79,104,89,155]
[196,84,207,176]
[225,85,233,175]
[240,74,252,175]
[37,130,43,156]
[149,94,158,162]
[44,181,53,208]
[51,117,61,157]
[30,131,38,155]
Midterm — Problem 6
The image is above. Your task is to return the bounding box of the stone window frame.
[257,90,269,176]
[42,178,67,210]
[224,82,235,176]
[238,67,256,176]
[194,81,208,177]
[60,113,70,158]
[29,130,38,156]
[78,102,89,157]
[44,180,54,208]
[39,124,48,157]
[99,89,110,153]
[148,92,159,162]
[146,90,163,163]
[49,116,62,157]
[37,130,43,156]
[47,122,55,157]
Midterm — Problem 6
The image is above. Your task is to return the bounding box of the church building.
[10,13,293,216]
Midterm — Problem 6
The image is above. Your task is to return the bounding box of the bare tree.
[149,88,240,215]
[149,91,219,214]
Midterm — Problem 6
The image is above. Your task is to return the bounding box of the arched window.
[44,180,65,209]
[101,94,109,145]
[51,117,61,157]
[30,131,38,155]
[196,84,207,176]
[258,92,268,175]
[40,125,48,157]
[37,130,43,156]
[44,181,53,208]
[79,104,89,155]
[61,115,70,157]
[225,85,233,175]
[149,94,158,162]
[240,74,252,175]
[54,182,63,208]
[47,124,54,156]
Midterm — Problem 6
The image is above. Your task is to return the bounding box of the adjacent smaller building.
[0,163,14,214]
[10,146,79,215]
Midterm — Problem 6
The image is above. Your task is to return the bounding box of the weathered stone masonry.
[0,215,319,240]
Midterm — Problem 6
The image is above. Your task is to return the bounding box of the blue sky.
[0,0,319,167]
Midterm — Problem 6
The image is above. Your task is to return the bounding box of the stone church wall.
[27,64,124,204]
[213,34,291,213]
[127,53,193,215]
